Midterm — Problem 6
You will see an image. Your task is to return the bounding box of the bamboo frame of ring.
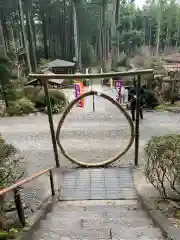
[28,69,153,167]
[56,90,134,167]
[29,69,153,80]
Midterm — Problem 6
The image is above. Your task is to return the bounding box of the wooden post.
[43,82,60,168]
[14,189,26,227]
[134,74,140,166]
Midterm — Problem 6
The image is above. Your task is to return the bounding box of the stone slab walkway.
[60,168,137,200]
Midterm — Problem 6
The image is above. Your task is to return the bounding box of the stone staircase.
[31,167,165,239]
[32,200,165,239]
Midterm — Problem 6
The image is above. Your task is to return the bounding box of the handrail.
[0,167,54,196]
[28,69,154,80]
[0,167,56,227]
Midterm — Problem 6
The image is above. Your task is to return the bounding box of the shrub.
[17,98,35,114]
[6,88,25,101]
[39,58,52,68]
[145,134,180,199]
[117,57,129,67]
[36,89,67,114]
[24,86,42,103]
[0,134,24,211]
[36,89,67,107]
[44,101,66,114]
[0,228,18,239]
[64,79,74,86]
[7,98,35,116]
[154,104,165,111]
[0,135,24,232]
[6,102,22,116]
[13,88,25,100]
[48,89,67,102]
[143,89,159,108]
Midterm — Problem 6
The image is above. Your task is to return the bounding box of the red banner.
[74,81,84,108]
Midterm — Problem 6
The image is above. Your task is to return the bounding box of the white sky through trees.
[135,0,145,8]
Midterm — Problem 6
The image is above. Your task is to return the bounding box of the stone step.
[41,216,153,231]
[32,195,164,240]
[35,221,163,240]
[46,208,152,222]
[112,226,163,239]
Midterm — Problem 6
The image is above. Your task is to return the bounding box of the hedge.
[143,89,159,108]
[7,98,35,116]
[35,89,67,113]
[0,135,24,234]
[145,134,180,199]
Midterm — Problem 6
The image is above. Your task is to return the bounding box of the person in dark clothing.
[129,84,145,122]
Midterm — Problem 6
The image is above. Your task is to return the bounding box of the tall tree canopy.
[0,0,180,71]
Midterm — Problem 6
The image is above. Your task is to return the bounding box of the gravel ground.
[0,85,180,171]
[1,82,180,215]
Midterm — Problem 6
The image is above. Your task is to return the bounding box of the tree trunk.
[42,14,49,59]
[0,20,7,58]
[72,0,79,67]
[148,22,152,46]
[98,19,102,67]
[0,11,9,54]
[156,1,163,55]
[63,0,67,58]
[171,73,176,105]
[176,27,180,47]
[79,41,82,69]
[156,20,161,55]
[58,15,62,58]
[111,0,119,69]
[100,0,106,71]
[106,27,109,61]
[175,8,180,48]
[1,86,8,108]
[165,0,173,50]
[18,0,32,73]
[31,18,37,52]
[116,0,120,61]
[26,12,38,72]
[100,4,103,70]
[95,34,99,62]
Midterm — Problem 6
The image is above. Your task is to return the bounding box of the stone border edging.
[135,179,180,240]
[16,195,57,240]
[166,108,180,113]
